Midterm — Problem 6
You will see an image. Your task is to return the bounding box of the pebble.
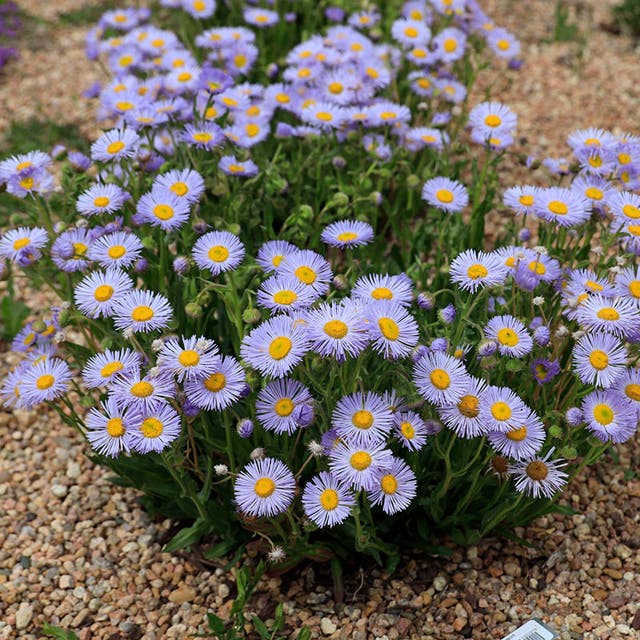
[15,602,33,630]
[51,484,68,498]
[320,617,337,635]
[432,576,447,592]
[168,587,196,604]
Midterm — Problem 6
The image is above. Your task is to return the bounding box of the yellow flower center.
[585,280,603,292]
[528,260,546,275]
[548,200,568,215]
[593,403,614,425]
[484,114,501,128]
[193,0,206,11]
[380,474,398,494]
[269,336,292,360]
[170,182,188,196]
[36,374,55,390]
[430,368,451,390]
[275,398,294,417]
[106,417,125,437]
[208,245,229,262]
[328,82,343,94]
[116,101,134,112]
[107,140,125,155]
[119,55,133,67]
[467,264,488,279]
[131,305,154,322]
[519,194,534,206]
[404,27,418,38]
[275,93,290,104]
[13,237,30,250]
[622,204,640,219]
[178,71,192,82]
[458,395,479,418]
[525,461,548,481]
[491,401,511,421]
[589,349,609,370]
[497,39,510,50]
[443,38,457,52]
[94,196,110,208]
[378,317,400,341]
[227,164,245,173]
[193,132,213,143]
[294,266,317,284]
[497,328,519,347]
[627,224,640,236]
[315,111,333,122]
[178,350,200,367]
[625,383,640,401]
[246,105,260,117]
[94,284,114,302]
[597,307,620,321]
[400,421,415,439]
[628,281,640,298]
[584,137,601,146]
[20,177,34,190]
[273,290,297,306]
[350,451,372,471]
[352,410,374,430]
[319,488,339,510]
[73,243,87,258]
[16,161,32,171]
[22,332,35,345]
[101,361,123,378]
[379,111,397,120]
[153,204,174,221]
[506,426,527,441]
[324,320,348,339]
[272,255,284,267]
[204,373,226,392]
[245,123,260,137]
[371,287,393,300]
[141,417,164,438]
[585,187,603,200]
[588,155,603,168]
[336,231,358,243]
[254,477,275,498]
[108,245,126,259]
[435,189,454,203]
[131,381,154,397]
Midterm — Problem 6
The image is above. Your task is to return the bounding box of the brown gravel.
[1,0,640,639]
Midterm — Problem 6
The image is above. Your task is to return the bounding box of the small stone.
[504,561,521,577]
[606,592,627,609]
[15,602,33,630]
[440,598,457,608]
[51,484,68,498]
[320,617,337,635]
[603,568,623,580]
[631,609,640,630]
[217,583,230,598]
[66,461,81,479]
[607,558,622,570]
[592,589,608,601]
[168,587,196,604]
[59,575,74,589]
[453,617,467,632]
[433,576,447,592]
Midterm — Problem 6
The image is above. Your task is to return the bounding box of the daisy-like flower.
[368,100,412,127]
[581,390,637,443]
[305,301,369,360]
[575,295,640,339]
[413,350,470,407]
[484,315,533,358]
[180,122,225,150]
[256,240,297,273]
[488,408,545,460]
[240,315,309,378]
[300,101,346,130]
[468,101,517,139]
[368,457,417,515]
[301,472,355,528]
[112,289,173,333]
[136,190,191,232]
[613,266,640,302]
[76,183,128,217]
[279,249,333,296]
[393,411,428,451]
[234,457,296,518]
[183,355,246,411]
[352,273,413,307]
[19,358,72,408]
[109,370,175,412]
[91,128,140,162]
[534,187,591,227]
[0,150,52,183]
[130,404,183,454]
[51,229,93,273]
[332,391,393,447]
[74,269,134,318]
[478,386,529,433]
[531,358,561,385]
[153,168,205,204]
[571,174,612,210]
[244,7,279,27]
[256,378,313,435]
[567,127,615,153]
[219,155,259,177]
[404,126,447,152]
[1,363,29,409]
[432,27,466,62]
[616,367,640,416]
[449,249,508,293]
[182,0,216,20]
[365,300,420,359]
[257,275,318,313]
[503,185,539,216]
[157,335,220,382]
[487,28,521,60]
[321,220,374,249]
[0,227,48,263]
[573,332,627,388]
[391,18,431,47]
[328,441,393,491]
[192,230,245,276]
[87,231,143,269]
[82,348,143,389]
[608,190,640,224]
[421,176,469,213]
[509,449,568,499]
[437,376,489,438]
[86,397,139,458]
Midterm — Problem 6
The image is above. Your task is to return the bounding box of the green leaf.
[250,615,271,640]
[296,627,312,640]
[42,624,79,640]
[163,519,210,553]
[0,295,30,341]
[206,612,227,635]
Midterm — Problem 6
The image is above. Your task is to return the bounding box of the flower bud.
[237,418,254,438]
[185,302,202,318]
[242,308,262,325]
[406,174,421,189]
[79,396,95,408]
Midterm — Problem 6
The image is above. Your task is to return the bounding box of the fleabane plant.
[0,0,638,570]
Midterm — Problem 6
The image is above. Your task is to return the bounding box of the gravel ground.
[1,1,640,639]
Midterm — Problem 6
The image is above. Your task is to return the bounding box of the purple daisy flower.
[192,230,245,276]
[421,176,468,213]
[153,168,205,204]
[82,348,143,389]
[488,408,545,460]
[331,391,394,447]
[368,457,417,515]
[136,190,191,231]
[393,411,428,451]
[219,155,259,177]
[91,128,140,162]
[437,376,489,438]
[86,396,139,458]
[365,300,420,359]
[352,273,413,307]
[76,183,128,217]
[413,351,470,407]
[256,378,314,435]
[86,231,143,269]
[321,220,374,249]
[509,449,568,499]
[129,404,182,454]
[449,249,509,293]
[74,268,134,318]
[183,355,246,411]
[157,335,220,382]
[328,441,393,491]
[573,332,627,388]
[112,289,173,333]
[257,275,318,313]
[19,358,72,408]
[234,458,296,518]
[479,386,530,433]
[484,315,533,358]
[0,227,48,263]
[301,472,355,528]
[581,389,637,443]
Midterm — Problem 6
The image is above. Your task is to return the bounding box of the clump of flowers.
[0,0,637,570]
